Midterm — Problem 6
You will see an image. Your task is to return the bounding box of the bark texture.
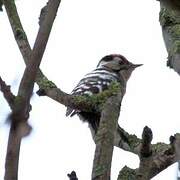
[2,0,62,180]
[158,0,180,74]
[92,93,122,180]
[118,131,180,180]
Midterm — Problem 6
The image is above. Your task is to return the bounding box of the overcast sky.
[0,0,180,179]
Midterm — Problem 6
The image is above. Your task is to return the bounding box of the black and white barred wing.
[66,68,120,117]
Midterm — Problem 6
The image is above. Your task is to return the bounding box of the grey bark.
[158,0,180,74]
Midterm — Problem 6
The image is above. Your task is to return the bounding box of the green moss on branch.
[37,77,57,90]
[128,134,141,151]
[118,166,137,180]
[159,4,180,72]
[152,142,171,154]
[73,82,121,111]
[159,7,180,27]
[15,28,26,40]
[169,24,180,39]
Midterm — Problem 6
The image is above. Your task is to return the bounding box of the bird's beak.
[131,64,143,68]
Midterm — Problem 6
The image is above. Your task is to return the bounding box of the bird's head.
[97,54,142,81]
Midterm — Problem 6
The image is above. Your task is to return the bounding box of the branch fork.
[118,127,180,180]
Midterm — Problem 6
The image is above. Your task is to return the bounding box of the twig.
[0,76,15,110]
[67,171,78,180]
[115,125,141,154]
[140,126,153,158]
[39,3,48,26]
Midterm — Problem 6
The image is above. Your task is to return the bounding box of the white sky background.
[0,0,180,179]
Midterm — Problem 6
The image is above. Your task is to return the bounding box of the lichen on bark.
[159,1,180,74]
[118,166,137,180]
[159,7,180,27]
[37,76,57,90]
[73,81,121,112]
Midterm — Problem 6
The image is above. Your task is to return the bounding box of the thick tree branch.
[158,0,180,75]
[92,92,122,180]
[157,2,180,179]
[4,1,61,180]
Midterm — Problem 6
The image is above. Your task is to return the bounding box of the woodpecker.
[66,54,142,144]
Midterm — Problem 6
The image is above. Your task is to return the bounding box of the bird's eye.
[101,55,113,62]
[119,60,124,65]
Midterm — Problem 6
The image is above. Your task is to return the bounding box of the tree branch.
[91,92,122,180]
[140,126,152,158]
[0,76,15,110]
[67,171,78,180]
[17,0,61,105]
[3,1,62,180]
[115,125,141,154]
[158,0,180,75]
[3,0,31,64]
[118,128,179,180]
[3,0,57,97]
